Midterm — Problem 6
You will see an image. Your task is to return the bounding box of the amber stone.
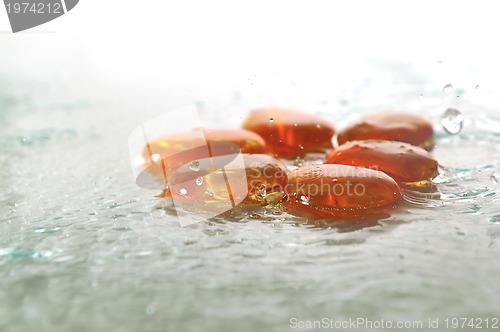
[325,140,439,183]
[242,107,335,158]
[337,112,434,150]
[137,129,267,191]
[167,154,288,213]
[284,164,401,219]
[144,128,266,160]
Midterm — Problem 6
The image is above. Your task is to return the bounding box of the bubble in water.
[442,84,454,94]
[196,176,204,186]
[189,161,200,172]
[491,175,499,185]
[489,215,500,224]
[269,118,274,123]
[440,108,464,135]
[179,188,188,196]
[205,189,214,197]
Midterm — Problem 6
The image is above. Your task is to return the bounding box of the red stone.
[325,140,439,183]
[242,107,335,158]
[284,164,401,219]
[337,112,434,150]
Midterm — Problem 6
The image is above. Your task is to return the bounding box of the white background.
[1,0,500,97]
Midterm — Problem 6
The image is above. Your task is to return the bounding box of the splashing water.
[440,108,464,135]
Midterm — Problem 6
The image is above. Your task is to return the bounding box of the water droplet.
[489,214,500,224]
[189,161,200,172]
[179,188,188,196]
[293,123,298,127]
[491,175,498,185]
[419,93,424,98]
[298,144,304,150]
[205,189,214,197]
[272,210,283,215]
[440,108,464,135]
[151,153,161,163]
[475,85,479,90]
[456,95,460,99]
[293,157,304,168]
[316,124,321,129]
[300,195,310,205]
[442,84,454,94]
[256,184,267,200]
[196,176,203,186]
[146,304,156,315]
[269,118,274,123]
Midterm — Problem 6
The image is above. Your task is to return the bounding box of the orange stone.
[137,129,267,192]
[325,140,439,183]
[167,154,288,213]
[284,164,401,219]
[242,107,335,158]
[337,112,434,150]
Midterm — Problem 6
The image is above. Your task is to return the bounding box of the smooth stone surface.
[337,111,434,150]
[242,107,335,158]
[325,140,439,183]
[284,164,401,219]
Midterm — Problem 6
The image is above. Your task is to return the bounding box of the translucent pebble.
[325,140,439,183]
[440,108,464,135]
[337,111,434,151]
[442,84,454,94]
[242,107,336,158]
[284,164,401,219]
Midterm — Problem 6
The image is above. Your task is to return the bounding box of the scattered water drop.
[205,189,214,197]
[298,144,304,150]
[269,118,274,123]
[151,153,161,163]
[189,161,200,172]
[419,93,424,98]
[179,188,188,196]
[146,304,156,316]
[440,108,464,135]
[293,157,304,168]
[316,124,321,129]
[196,176,204,186]
[489,215,500,224]
[491,175,498,185]
[442,84,454,94]
[456,95,460,99]
[475,85,479,90]
[256,184,267,200]
[300,195,310,205]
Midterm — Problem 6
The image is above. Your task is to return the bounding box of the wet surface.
[1,62,500,332]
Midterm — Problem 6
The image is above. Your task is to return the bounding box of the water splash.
[440,108,464,135]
